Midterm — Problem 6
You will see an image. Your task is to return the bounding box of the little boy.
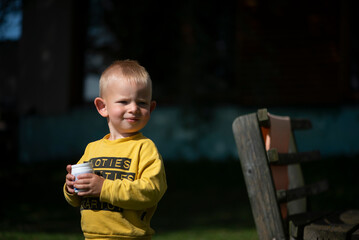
[64,60,167,240]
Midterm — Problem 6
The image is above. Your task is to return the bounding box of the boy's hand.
[74,173,105,197]
[65,164,76,194]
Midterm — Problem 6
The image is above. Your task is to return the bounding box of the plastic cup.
[71,162,93,192]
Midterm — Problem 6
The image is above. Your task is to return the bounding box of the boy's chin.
[117,129,140,137]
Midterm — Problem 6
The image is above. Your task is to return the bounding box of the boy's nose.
[128,102,139,113]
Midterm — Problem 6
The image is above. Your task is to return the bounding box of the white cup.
[71,162,93,192]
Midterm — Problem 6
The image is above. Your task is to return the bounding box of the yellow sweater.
[64,133,167,239]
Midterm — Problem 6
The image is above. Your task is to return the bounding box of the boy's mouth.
[125,117,139,123]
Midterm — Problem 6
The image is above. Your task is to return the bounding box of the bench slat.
[303,211,359,240]
[351,228,359,240]
[289,211,333,239]
[257,108,312,130]
[268,149,321,165]
[277,180,329,203]
[233,114,286,240]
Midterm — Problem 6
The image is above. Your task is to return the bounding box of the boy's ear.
[94,97,108,117]
[150,100,156,113]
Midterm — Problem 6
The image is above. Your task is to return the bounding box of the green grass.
[0,232,83,240]
[0,228,258,240]
[0,159,257,239]
[1,156,358,240]
[153,228,258,240]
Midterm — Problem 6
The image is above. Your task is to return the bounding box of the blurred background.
[1,0,359,238]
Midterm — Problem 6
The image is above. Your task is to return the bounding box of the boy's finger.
[74,179,90,187]
[76,173,94,179]
[77,191,86,197]
[66,173,75,181]
[66,178,75,185]
[66,165,72,173]
[75,186,91,195]
[77,189,93,197]
[67,186,75,194]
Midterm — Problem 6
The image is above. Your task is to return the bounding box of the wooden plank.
[289,211,332,239]
[339,210,359,225]
[257,108,270,128]
[289,210,359,240]
[340,210,359,240]
[257,108,312,130]
[351,228,359,240]
[268,149,321,165]
[304,223,355,240]
[303,211,359,240]
[277,180,329,204]
[233,113,286,240]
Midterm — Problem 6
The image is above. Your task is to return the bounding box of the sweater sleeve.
[63,183,81,207]
[99,144,167,210]
[63,145,90,207]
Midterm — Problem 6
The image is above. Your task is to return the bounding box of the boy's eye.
[117,101,128,104]
[138,101,148,106]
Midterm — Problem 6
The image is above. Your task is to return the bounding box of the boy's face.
[97,77,155,139]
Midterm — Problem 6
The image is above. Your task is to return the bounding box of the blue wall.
[19,105,359,162]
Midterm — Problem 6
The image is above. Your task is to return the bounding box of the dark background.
[1,0,359,235]
[1,0,358,115]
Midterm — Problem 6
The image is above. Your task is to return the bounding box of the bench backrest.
[232,109,325,240]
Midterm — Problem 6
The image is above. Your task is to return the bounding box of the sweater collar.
[102,132,143,144]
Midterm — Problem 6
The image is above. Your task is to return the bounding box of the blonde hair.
[99,60,152,97]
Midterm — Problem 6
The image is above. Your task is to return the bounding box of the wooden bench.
[232,108,359,240]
